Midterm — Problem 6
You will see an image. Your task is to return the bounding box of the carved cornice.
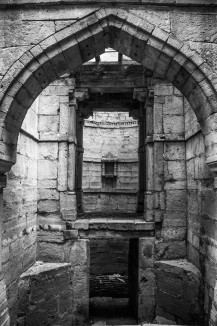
[84,120,138,128]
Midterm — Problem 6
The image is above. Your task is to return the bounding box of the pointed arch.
[0,8,217,170]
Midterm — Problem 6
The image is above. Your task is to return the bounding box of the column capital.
[133,88,148,102]
[74,88,89,102]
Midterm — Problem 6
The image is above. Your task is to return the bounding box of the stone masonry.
[0,1,217,326]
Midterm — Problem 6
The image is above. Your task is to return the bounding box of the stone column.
[144,86,155,222]
[138,237,155,323]
[60,86,89,220]
[66,239,90,326]
[133,88,147,214]
[60,85,78,221]
[74,89,90,214]
[76,111,84,213]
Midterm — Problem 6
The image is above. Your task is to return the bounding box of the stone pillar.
[74,89,90,214]
[133,88,147,214]
[0,174,10,326]
[144,87,155,222]
[138,237,155,323]
[60,85,77,221]
[76,112,84,213]
[67,239,90,326]
[60,86,89,220]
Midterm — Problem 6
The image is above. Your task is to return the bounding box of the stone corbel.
[133,88,147,103]
[74,88,89,102]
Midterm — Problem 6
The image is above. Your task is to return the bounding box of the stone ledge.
[20,261,71,278]
[66,218,155,231]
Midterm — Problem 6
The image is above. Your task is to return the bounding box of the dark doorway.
[89,238,138,325]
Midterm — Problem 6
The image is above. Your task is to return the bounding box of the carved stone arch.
[0,8,217,173]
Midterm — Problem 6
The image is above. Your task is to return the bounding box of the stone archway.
[1,7,217,325]
[0,8,217,175]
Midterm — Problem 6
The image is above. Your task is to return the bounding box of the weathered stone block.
[163,115,184,135]
[166,189,187,212]
[38,142,58,160]
[139,238,155,268]
[163,95,184,115]
[37,242,65,262]
[38,95,60,115]
[38,199,59,213]
[155,240,186,260]
[38,160,57,180]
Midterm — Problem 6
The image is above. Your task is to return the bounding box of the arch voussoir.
[88,14,105,57]
[58,37,83,72]
[45,45,69,78]
[36,52,58,83]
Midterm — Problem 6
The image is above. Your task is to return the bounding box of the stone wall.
[17,262,73,326]
[2,102,38,325]
[83,112,138,213]
[151,81,187,261]
[185,102,217,324]
[37,79,71,262]
[155,260,202,325]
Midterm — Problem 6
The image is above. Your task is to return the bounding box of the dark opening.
[89,238,138,325]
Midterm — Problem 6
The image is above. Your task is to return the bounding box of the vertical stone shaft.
[68,98,77,192]
[76,112,84,212]
[137,102,146,213]
[145,89,155,222]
